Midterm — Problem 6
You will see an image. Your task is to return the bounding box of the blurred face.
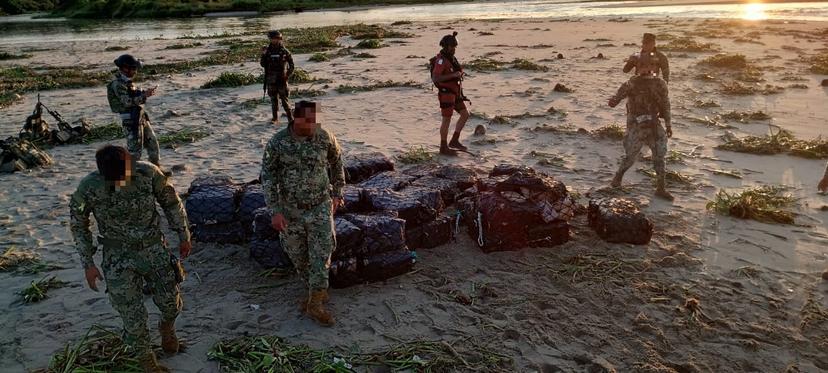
[270,36,283,46]
[642,39,656,52]
[120,66,137,78]
[293,106,317,137]
[444,44,457,55]
[117,157,133,187]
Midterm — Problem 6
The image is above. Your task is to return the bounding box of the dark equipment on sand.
[588,198,653,244]
[20,95,91,145]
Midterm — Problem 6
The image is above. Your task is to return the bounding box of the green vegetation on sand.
[706,185,798,225]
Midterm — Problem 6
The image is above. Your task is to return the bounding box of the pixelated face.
[293,105,317,137]
[120,66,137,78]
[270,36,283,46]
[113,154,133,187]
[642,38,656,52]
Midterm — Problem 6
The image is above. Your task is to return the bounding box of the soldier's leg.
[123,120,144,161]
[268,84,279,123]
[142,120,161,167]
[103,255,152,357]
[304,202,335,325]
[143,245,183,354]
[449,100,470,151]
[438,92,457,155]
[612,122,644,187]
[650,124,674,200]
[278,85,293,123]
[282,222,310,288]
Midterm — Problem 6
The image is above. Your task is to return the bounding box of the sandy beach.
[0,13,827,372]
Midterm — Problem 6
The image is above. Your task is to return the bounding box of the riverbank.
[0,15,827,372]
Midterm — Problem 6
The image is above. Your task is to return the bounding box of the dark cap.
[439,31,459,47]
[114,54,142,69]
[293,100,318,118]
[642,33,656,43]
[268,30,283,39]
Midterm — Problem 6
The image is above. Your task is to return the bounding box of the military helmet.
[268,30,283,39]
[439,31,459,47]
[114,54,142,69]
[642,33,656,43]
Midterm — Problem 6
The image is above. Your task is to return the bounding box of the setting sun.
[743,2,769,20]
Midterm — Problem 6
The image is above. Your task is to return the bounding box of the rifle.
[39,97,73,133]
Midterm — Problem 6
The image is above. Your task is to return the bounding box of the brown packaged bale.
[345,152,394,183]
[588,198,653,244]
[406,213,455,249]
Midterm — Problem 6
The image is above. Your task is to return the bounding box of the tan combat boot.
[305,290,335,326]
[610,173,623,188]
[139,352,170,373]
[159,321,180,354]
[299,290,329,312]
[655,177,674,201]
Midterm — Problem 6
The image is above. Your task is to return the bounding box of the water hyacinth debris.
[706,185,797,224]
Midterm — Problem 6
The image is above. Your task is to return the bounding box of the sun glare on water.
[742,2,768,20]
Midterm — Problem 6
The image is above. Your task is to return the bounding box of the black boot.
[448,132,467,151]
[270,99,279,124]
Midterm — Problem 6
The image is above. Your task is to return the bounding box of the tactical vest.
[430,51,462,93]
[264,46,290,84]
[627,78,664,119]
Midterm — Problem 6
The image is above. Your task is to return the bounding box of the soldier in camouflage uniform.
[260,100,345,326]
[623,33,670,83]
[608,56,674,201]
[107,54,164,171]
[260,30,295,125]
[69,145,192,372]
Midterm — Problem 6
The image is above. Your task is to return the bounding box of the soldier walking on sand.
[107,54,167,174]
[430,31,470,155]
[70,145,191,372]
[623,33,670,83]
[608,53,674,201]
[261,101,345,326]
[261,30,296,125]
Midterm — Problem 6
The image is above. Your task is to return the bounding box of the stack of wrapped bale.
[0,137,52,174]
[587,198,653,244]
[185,176,245,243]
[248,207,293,270]
[329,213,416,288]
[458,164,574,252]
[344,152,394,183]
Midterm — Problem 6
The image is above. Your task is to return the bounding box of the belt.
[292,196,329,210]
[118,113,132,120]
[98,234,163,250]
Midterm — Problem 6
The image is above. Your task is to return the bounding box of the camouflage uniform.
[610,75,671,180]
[260,45,295,122]
[623,49,670,83]
[107,72,160,166]
[69,161,190,356]
[260,125,345,291]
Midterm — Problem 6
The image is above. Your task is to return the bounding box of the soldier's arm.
[622,55,637,73]
[608,80,631,107]
[113,80,146,108]
[286,50,295,78]
[261,139,286,216]
[152,168,191,243]
[824,161,828,179]
[69,185,96,269]
[660,52,670,83]
[327,133,346,198]
[260,47,267,68]
[659,80,672,125]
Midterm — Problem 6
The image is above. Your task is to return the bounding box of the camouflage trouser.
[102,242,182,356]
[122,117,160,166]
[267,83,293,122]
[282,200,335,291]
[616,118,667,178]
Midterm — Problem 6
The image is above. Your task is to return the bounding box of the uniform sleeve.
[658,80,672,124]
[327,133,345,198]
[152,169,191,243]
[69,185,96,268]
[261,138,285,216]
[660,52,670,83]
[622,54,637,73]
[286,50,295,78]
[609,80,632,106]
[112,80,146,109]
[260,46,268,68]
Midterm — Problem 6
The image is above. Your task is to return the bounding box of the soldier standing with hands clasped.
[70,145,191,373]
[261,101,345,326]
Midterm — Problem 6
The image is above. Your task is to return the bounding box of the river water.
[0,1,826,44]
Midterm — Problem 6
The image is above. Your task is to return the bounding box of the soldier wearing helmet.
[429,31,470,155]
[623,33,670,83]
[260,30,296,125]
[107,54,166,173]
